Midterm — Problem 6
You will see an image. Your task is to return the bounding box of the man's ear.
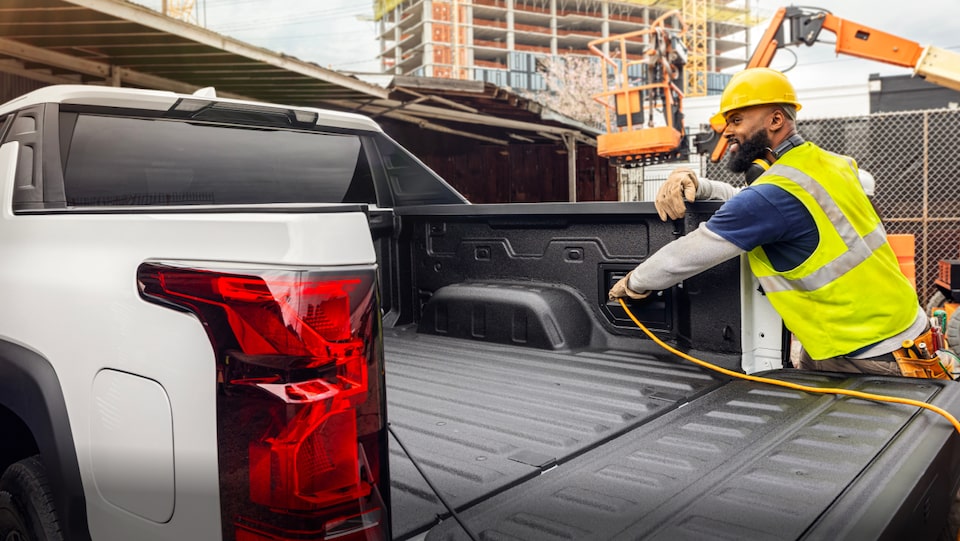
[768,107,785,131]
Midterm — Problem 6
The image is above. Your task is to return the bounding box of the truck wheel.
[0,456,63,541]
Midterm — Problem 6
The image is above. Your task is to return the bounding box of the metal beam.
[65,0,388,99]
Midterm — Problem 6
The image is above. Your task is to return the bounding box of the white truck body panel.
[0,136,376,539]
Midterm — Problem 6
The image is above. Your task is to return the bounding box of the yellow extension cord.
[617,298,960,434]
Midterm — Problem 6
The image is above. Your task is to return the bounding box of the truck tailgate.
[422,372,960,541]
[383,326,727,539]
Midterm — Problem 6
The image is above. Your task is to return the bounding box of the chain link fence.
[701,107,960,306]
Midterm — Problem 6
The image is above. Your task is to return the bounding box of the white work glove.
[608,271,651,301]
[655,168,698,221]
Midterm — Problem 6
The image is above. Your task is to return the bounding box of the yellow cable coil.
[617,298,960,434]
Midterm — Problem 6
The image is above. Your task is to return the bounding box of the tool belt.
[892,329,952,380]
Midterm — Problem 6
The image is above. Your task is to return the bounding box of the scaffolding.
[616,0,759,26]
[682,0,708,97]
[375,0,755,92]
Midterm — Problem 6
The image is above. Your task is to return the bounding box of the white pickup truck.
[2,85,959,541]
[0,85,471,541]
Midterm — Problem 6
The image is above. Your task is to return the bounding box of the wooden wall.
[0,74,48,104]
[382,121,619,203]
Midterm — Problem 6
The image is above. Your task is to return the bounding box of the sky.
[135,0,960,90]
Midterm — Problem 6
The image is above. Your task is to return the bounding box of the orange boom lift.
[588,10,689,167]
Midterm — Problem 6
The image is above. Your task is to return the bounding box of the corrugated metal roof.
[0,0,388,103]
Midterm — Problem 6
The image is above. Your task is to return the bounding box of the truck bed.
[379,204,960,540]
[386,328,960,540]
[384,326,726,538]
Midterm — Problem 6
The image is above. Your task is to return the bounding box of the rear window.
[60,114,377,207]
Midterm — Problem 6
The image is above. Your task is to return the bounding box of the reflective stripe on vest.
[756,162,888,293]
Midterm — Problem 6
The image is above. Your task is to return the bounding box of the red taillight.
[138,262,388,541]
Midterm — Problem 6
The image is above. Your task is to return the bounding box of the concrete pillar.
[466,1,474,72]
[643,6,650,51]
[601,1,609,57]
[394,7,403,75]
[506,0,515,51]
[708,21,716,72]
[744,23,751,64]
[550,0,558,56]
[452,0,461,78]
[424,0,434,77]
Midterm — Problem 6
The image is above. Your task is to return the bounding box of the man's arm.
[609,223,744,299]
[695,177,740,201]
[655,168,740,221]
[657,165,873,222]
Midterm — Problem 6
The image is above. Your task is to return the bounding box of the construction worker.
[608,67,938,378]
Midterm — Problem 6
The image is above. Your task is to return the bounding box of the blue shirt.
[704,184,819,272]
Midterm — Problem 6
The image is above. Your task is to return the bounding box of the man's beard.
[726,130,772,174]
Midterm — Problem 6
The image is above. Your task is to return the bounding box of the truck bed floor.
[422,372,960,541]
[383,326,725,539]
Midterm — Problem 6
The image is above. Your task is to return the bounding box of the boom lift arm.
[711,6,960,162]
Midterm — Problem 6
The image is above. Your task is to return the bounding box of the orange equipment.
[588,10,689,167]
[710,6,960,163]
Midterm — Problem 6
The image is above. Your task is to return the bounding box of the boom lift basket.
[589,10,688,167]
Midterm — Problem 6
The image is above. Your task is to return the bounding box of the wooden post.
[563,132,577,202]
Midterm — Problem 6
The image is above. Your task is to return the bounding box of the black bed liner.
[384,326,727,539]
[385,326,960,540]
[422,372,960,541]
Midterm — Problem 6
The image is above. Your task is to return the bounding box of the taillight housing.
[138,262,388,541]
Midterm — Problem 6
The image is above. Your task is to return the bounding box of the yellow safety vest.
[746,142,918,360]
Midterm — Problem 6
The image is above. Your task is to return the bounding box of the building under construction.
[375,0,758,97]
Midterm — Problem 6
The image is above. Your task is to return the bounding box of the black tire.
[927,290,947,315]
[947,310,960,354]
[0,490,32,541]
[0,456,63,541]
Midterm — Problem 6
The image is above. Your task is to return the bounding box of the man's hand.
[608,271,651,301]
[655,168,698,221]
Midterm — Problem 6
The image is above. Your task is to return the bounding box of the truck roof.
[0,84,383,133]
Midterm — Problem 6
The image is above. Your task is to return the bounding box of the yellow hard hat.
[709,67,802,127]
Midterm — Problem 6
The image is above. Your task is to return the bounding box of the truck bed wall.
[382,201,744,366]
